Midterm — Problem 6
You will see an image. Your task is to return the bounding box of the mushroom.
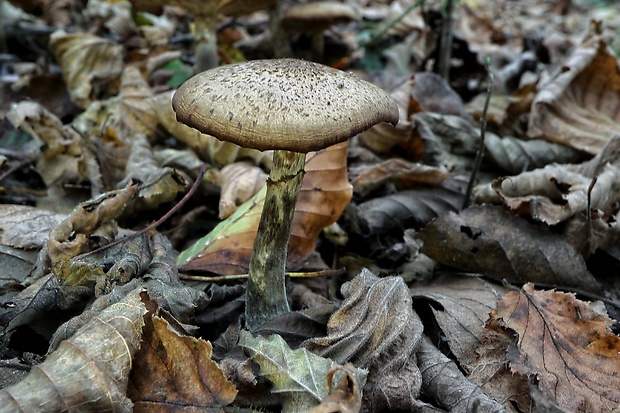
[282,2,358,62]
[172,58,398,330]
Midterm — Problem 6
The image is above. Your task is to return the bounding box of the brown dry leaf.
[217,161,268,219]
[359,78,413,155]
[411,275,531,411]
[415,205,599,293]
[47,184,139,287]
[410,72,472,122]
[474,162,620,225]
[527,21,620,154]
[177,142,352,274]
[50,30,124,109]
[116,66,159,138]
[304,269,423,412]
[350,158,452,196]
[128,312,237,412]
[151,90,272,169]
[5,101,103,209]
[488,283,620,412]
[0,288,147,413]
[307,363,363,413]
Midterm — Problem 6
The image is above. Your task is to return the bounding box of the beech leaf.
[128,313,237,412]
[0,288,147,413]
[488,283,620,412]
[177,142,353,274]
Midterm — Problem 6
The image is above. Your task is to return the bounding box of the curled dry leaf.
[50,30,124,108]
[304,269,423,412]
[218,161,268,219]
[47,184,139,287]
[415,205,599,293]
[128,312,237,412]
[151,90,272,169]
[474,163,620,225]
[527,22,620,154]
[484,133,585,174]
[240,331,365,413]
[0,288,147,413]
[177,142,353,275]
[487,283,620,412]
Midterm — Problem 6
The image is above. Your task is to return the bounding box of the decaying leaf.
[240,331,365,413]
[50,30,124,108]
[0,288,147,413]
[218,161,268,219]
[416,205,600,293]
[128,311,237,412]
[484,133,585,174]
[177,142,353,274]
[151,90,272,169]
[304,269,423,412]
[488,283,620,412]
[527,21,620,154]
[411,275,531,410]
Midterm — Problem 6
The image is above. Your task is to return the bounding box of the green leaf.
[239,331,344,413]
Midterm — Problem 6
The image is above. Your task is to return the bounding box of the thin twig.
[359,0,425,49]
[463,57,493,209]
[179,268,347,282]
[438,0,456,80]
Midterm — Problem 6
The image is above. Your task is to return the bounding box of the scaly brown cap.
[172,58,399,153]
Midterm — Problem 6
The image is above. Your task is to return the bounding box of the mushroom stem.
[245,150,306,330]
[193,10,219,72]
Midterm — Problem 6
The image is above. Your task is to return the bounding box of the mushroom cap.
[282,2,358,32]
[172,59,399,153]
